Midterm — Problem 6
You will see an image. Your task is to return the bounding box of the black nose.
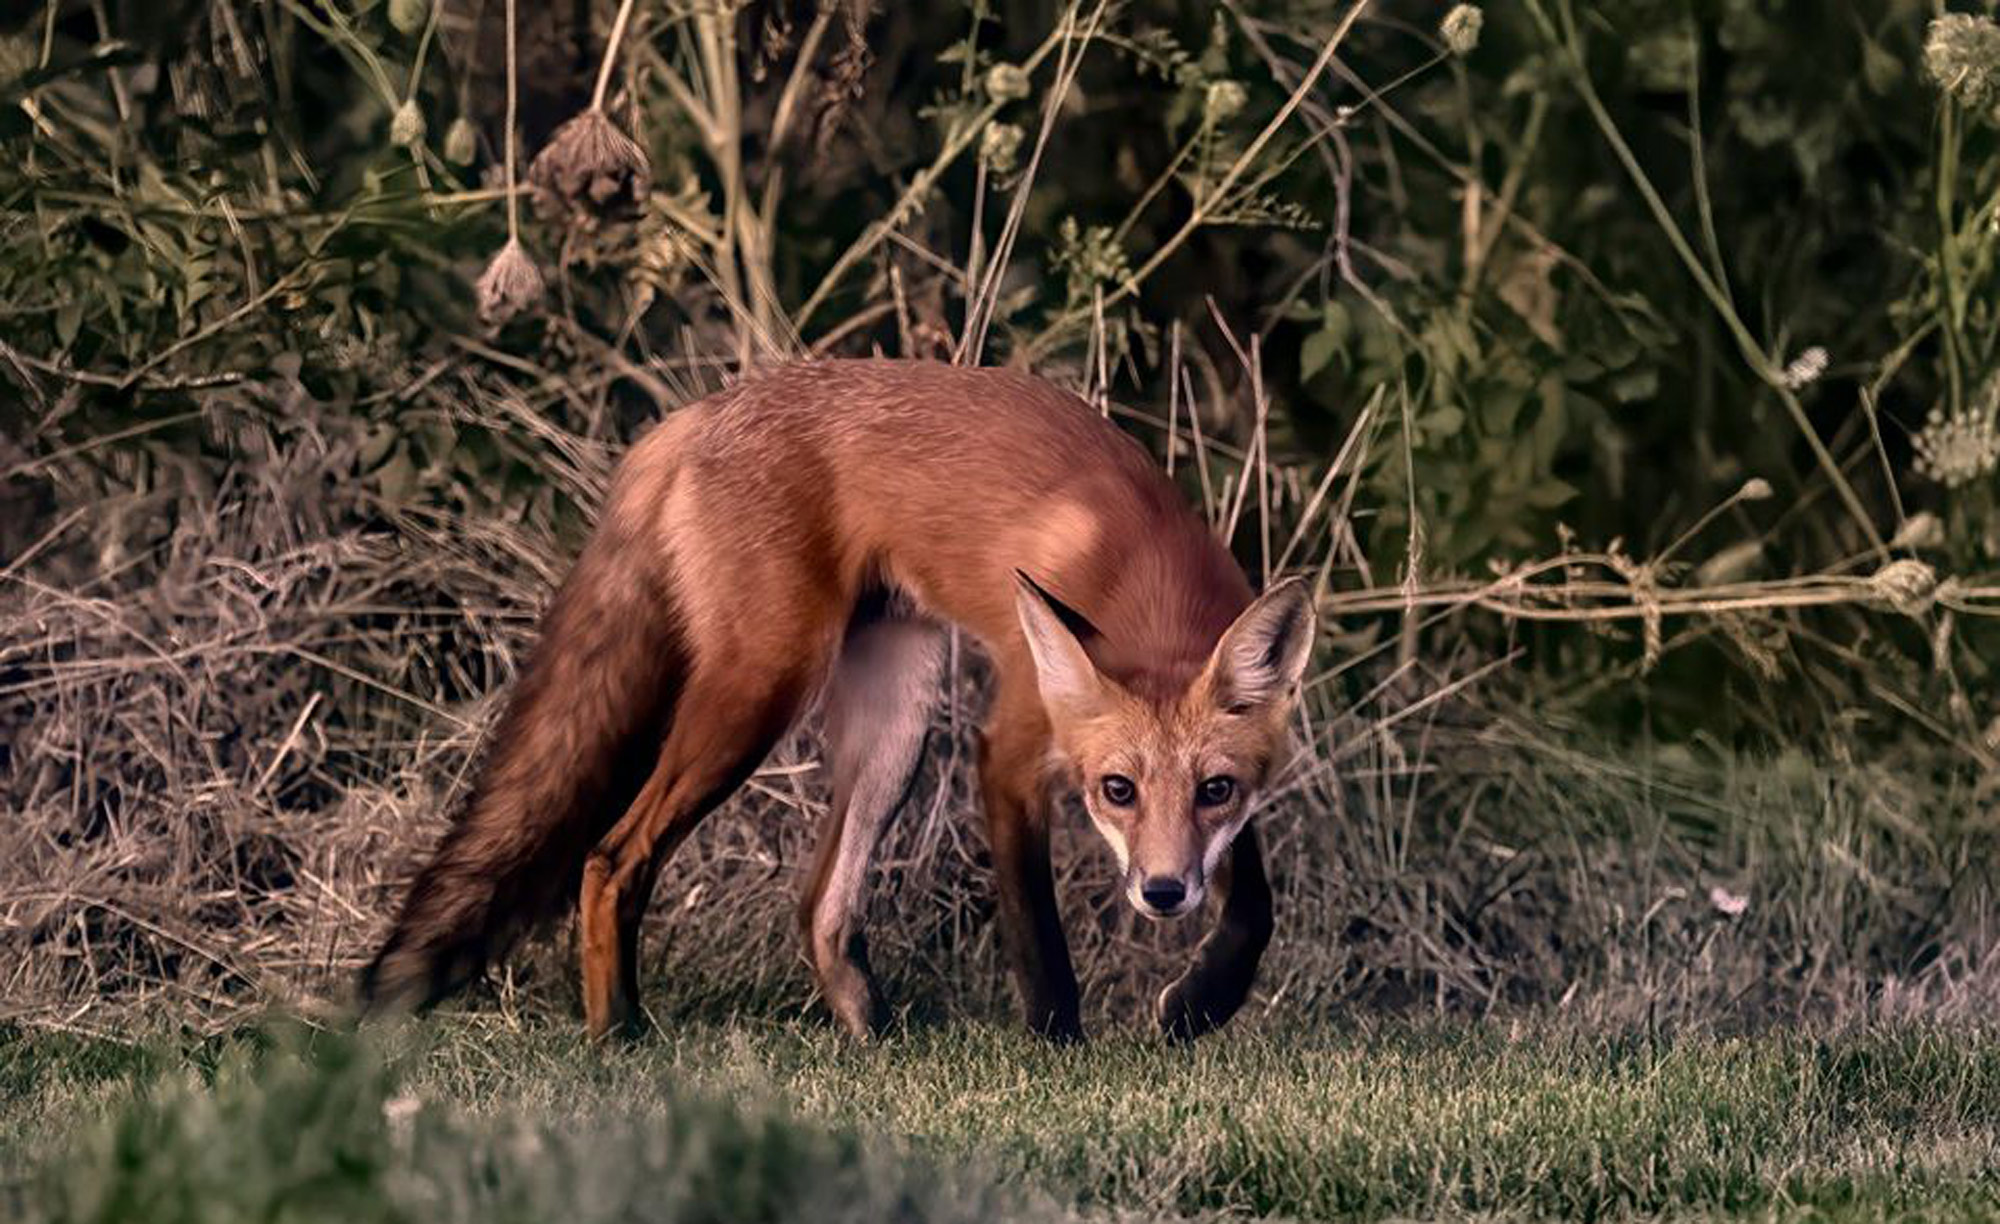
[1140,876,1187,911]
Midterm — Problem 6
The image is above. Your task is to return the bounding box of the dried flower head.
[1912,381,2000,489]
[390,99,426,149]
[979,122,1023,175]
[1891,512,1945,551]
[476,238,544,326]
[1925,13,2000,114]
[528,109,652,226]
[1777,346,1828,390]
[443,117,479,166]
[1204,80,1248,124]
[388,0,428,36]
[1869,558,1939,617]
[1738,477,1774,502]
[985,63,1031,102]
[1442,4,1484,57]
[639,222,697,296]
[812,4,873,153]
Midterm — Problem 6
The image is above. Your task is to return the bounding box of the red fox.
[361,359,1313,1041]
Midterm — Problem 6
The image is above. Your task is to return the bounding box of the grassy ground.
[4,1013,1998,1223]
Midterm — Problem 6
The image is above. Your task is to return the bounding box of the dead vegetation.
[3,369,1994,1040]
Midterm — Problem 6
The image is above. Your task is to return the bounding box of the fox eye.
[1100,775,1137,806]
[1195,776,1237,807]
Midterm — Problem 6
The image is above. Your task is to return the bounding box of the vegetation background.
[7,1,2000,1219]
[2,0,1999,1060]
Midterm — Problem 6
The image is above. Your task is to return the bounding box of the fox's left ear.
[1204,577,1316,713]
[1013,570,1108,716]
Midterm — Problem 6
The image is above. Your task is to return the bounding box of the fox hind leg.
[799,612,944,1038]
[581,666,805,1039]
[612,852,669,1028]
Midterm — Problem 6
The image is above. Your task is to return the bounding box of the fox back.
[615,358,1258,692]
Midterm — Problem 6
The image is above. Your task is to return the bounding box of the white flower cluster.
[1777,346,1828,390]
[1913,381,2000,489]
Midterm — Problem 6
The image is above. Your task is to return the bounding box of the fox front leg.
[1157,820,1274,1041]
[978,681,1084,1042]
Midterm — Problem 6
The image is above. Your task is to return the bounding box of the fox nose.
[1140,876,1187,912]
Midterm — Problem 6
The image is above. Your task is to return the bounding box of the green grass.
[4,1015,1999,1222]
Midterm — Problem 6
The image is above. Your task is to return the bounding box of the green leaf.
[1524,479,1577,509]
[1301,325,1345,382]
[1484,386,1527,437]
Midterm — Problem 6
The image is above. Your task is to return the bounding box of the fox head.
[1013,573,1314,919]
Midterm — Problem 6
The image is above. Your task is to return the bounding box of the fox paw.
[819,963,890,1040]
[1156,968,1250,1042]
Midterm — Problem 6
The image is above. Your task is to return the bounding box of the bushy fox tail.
[359,529,687,1014]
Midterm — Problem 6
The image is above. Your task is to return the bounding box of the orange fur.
[361,359,1310,1041]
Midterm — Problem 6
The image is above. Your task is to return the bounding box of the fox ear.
[1205,577,1315,713]
[1012,571,1105,715]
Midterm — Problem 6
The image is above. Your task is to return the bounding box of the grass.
[5,1014,1999,1222]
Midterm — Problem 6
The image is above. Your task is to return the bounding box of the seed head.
[1891,512,1945,551]
[388,0,428,36]
[1442,4,1484,57]
[390,99,426,149]
[1777,345,1828,390]
[1925,13,2000,114]
[640,223,697,296]
[443,117,479,166]
[979,122,1023,175]
[985,63,1031,102]
[1204,80,1248,124]
[1738,478,1774,502]
[528,109,652,227]
[476,238,544,327]
[1869,558,1939,617]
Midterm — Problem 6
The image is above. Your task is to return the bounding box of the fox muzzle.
[1127,870,1202,919]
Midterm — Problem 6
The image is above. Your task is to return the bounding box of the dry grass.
[3,358,1995,1042]
[3,0,1996,1044]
